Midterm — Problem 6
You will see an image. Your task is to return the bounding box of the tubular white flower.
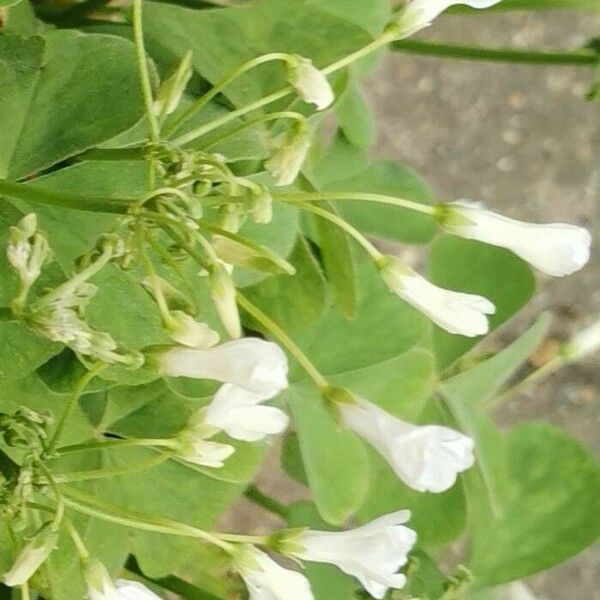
[396,0,502,37]
[3,528,58,586]
[338,396,474,493]
[380,256,495,337]
[442,201,591,277]
[85,559,117,600]
[169,311,220,348]
[265,125,311,187]
[159,337,289,398]
[293,511,417,599]
[235,546,314,600]
[177,433,235,468]
[208,262,242,339]
[204,383,289,442]
[115,579,164,599]
[286,55,334,110]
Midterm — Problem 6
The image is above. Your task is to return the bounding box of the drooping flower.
[234,546,314,600]
[158,338,289,398]
[334,392,474,493]
[292,511,417,599]
[115,579,164,599]
[440,201,591,277]
[395,0,502,37]
[85,559,117,600]
[286,55,334,110]
[265,124,311,187]
[379,256,495,337]
[204,383,289,442]
[3,527,58,586]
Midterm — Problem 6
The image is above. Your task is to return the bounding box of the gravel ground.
[364,9,600,600]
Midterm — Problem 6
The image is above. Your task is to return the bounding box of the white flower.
[442,201,591,277]
[115,579,164,599]
[563,318,600,360]
[169,311,220,348]
[286,55,334,110]
[159,338,289,398]
[85,559,117,600]
[3,528,58,586]
[208,262,241,339]
[265,125,311,186]
[235,546,313,600]
[204,383,289,442]
[248,187,273,224]
[294,511,417,599]
[7,213,50,288]
[177,433,235,468]
[396,0,502,37]
[338,395,474,493]
[380,256,495,337]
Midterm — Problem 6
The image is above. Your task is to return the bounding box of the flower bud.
[563,319,600,361]
[168,311,220,348]
[286,55,334,110]
[265,124,311,187]
[153,50,193,116]
[7,213,50,288]
[208,262,242,339]
[3,526,58,586]
[176,431,235,468]
[212,236,295,275]
[84,559,117,600]
[248,187,273,224]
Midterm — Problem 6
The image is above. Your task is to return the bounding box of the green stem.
[275,190,434,216]
[0,179,128,214]
[20,583,30,600]
[53,452,173,483]
[393,39,598,66]
[46,364,108,454]
[61,486,233,552]
[63,519,90,562]
[244,484,289,519]
[36,464,65,530]
[55,437,178,455]
[201,111,308,150]
[292,201,384,263]
[165,52,293,138]
[132,0,160,142]
[236,292,329,390]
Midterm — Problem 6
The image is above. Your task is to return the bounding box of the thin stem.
[47,363,108,454]
[63,519,90,562]
[293,201,384,263]
[55,437,178,455]
[0,179,128,214]
[61,486,234,552]
[275,190,434,216]
[393,39,598,66]
[201,111,307,150]
[20,583,30,600]
[132,0,160,142]
[244,484,289,519]
[236,292,329,390]
[165,53,293,137]
[217,533,268,544]
[53,451,173,483]
[36,464,65,530]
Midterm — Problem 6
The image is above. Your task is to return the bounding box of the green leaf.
[244,237,328,334]
[0,31,144,179]
[428,236,536,369]
[314,135,437,244]
[469,424,600,585]
[335,81,376,149]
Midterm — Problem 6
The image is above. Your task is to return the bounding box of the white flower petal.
[566,319,600,360]
[265,128,311,187]
[380,257,495,337]
[180,438,235,468]
[445,201,591,277]
[115,579,164,599]
[3,530,58,587]
[159,338,289,397]
[339,396,474,493]
[287,55,334,110]
[205,384,289,441]
[169,311,220,348]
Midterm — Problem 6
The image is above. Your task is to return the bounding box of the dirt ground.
[222,9,600,599]
[364,9,600,600]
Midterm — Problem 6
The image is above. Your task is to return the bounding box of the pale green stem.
[293,201,384,263]
[53,451,173,483]
[132,0,160,142]
[20,583,30,600]
[217,533,268,545]
[236,292,329,390]
[166,52,293,137]
[61,486,234,553]
[63,519,90,562]
[36,464,65,530]
[55,437,179,455]
[47,363,108,454]
[33,246,114,309]
[275,191,435,216]
[201,110,308,150]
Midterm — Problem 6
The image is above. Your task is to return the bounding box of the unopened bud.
[84,559,116,600]
[208,263,241,339]
[154,51,193,116]
[265,124,311,187]
[285,54,334,110]
[3,526,58,586]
